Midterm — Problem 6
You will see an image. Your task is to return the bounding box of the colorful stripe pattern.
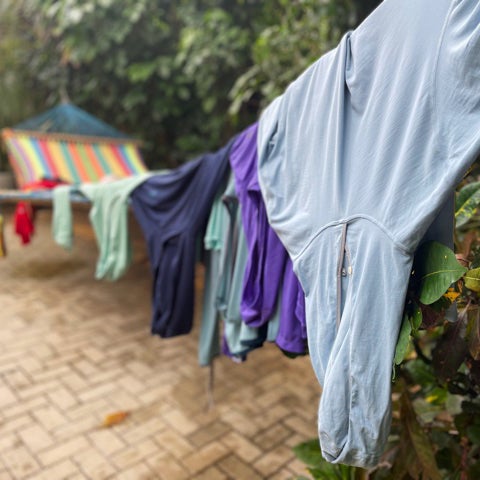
[1,129,148,188]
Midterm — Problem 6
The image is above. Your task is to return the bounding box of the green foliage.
[229,0,354,114]
[0,0,375,168]
[0,2,33,119]
[0,0,37,169]
[173,3,255,153]
[292,439,366,480]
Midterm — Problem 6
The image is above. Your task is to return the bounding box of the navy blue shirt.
[131,142,232,337]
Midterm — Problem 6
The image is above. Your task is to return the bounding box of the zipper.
[336,223,352,329]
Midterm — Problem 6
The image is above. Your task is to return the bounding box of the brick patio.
[0,206,320,479]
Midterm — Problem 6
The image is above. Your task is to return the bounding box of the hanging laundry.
[229,123,307,355]
[199,235,224,366]
[199,173,237,367]
[257,0,480,468]
[14,201,35,244]
[130,141,233,338]
[200,174,276,367]
[219,178,280,357]
[52,173,153,280]
[52,185,74,250]
[14,177,67,244]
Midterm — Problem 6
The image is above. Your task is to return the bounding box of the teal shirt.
[199,175,277,366]
[198,183,230,367]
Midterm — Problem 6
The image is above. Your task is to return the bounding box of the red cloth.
[22,179,67,191]
[14,178,68,245]
[14,202,35,244]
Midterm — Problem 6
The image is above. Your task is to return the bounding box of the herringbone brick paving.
[0,206,321,479]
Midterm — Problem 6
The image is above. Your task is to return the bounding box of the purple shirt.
[229,123,306,354]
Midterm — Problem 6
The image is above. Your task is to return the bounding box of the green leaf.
[456,181,480,227]
[292,440,361,479]
[425,386,448,406]
[307,467,338,480]
[464,267,480,292]
[394,313,412,365]
[202,96,216,114]
[410,303,423,332]
[456,181,480,211]
[414,242,467,305]
[307,466,340,479]
[292,439,323,467]
[126,62,157,82]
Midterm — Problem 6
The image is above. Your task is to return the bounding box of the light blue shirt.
[258,0,480,467]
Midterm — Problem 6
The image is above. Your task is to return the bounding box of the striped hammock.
[1,129,148,188]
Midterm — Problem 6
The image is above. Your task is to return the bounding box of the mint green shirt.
[52,173,152,281]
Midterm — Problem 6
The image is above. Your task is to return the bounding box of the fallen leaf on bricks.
[102,411,129,428]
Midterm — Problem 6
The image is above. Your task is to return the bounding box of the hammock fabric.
[2,129,147,188]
